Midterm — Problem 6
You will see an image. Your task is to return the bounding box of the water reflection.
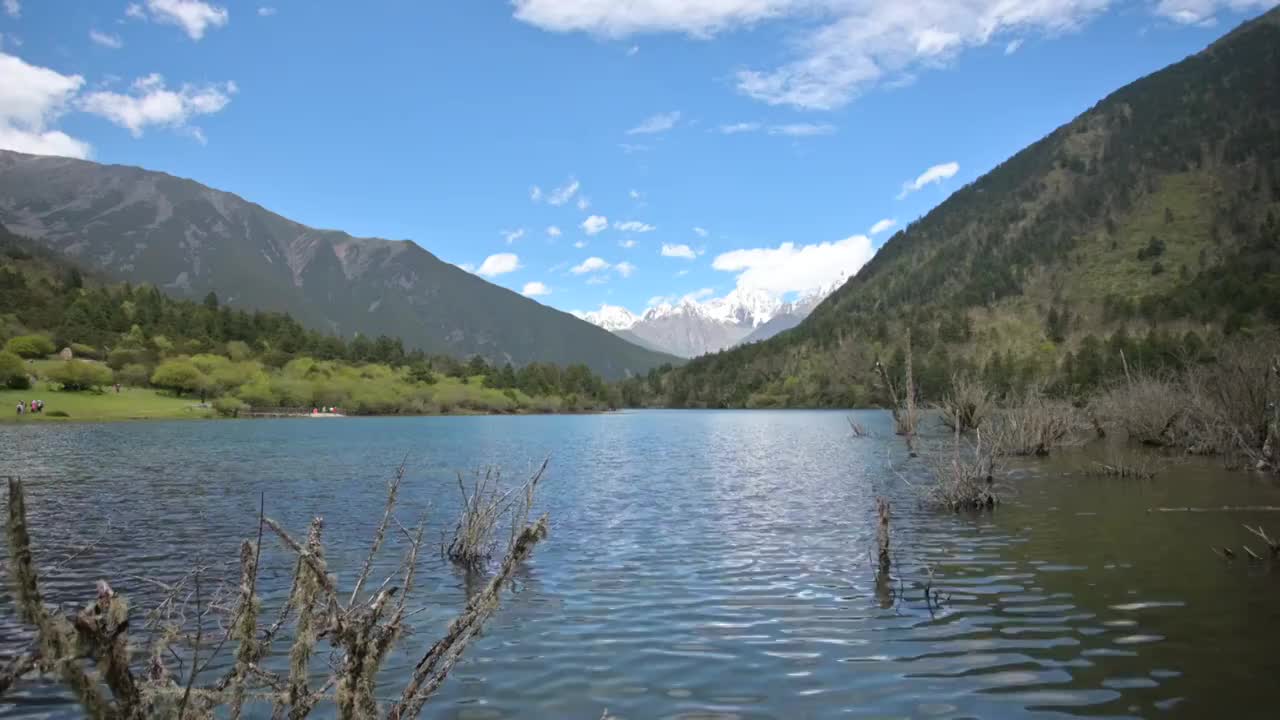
[1,410,1279,718]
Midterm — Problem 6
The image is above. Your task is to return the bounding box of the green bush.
[0,351,31,390]
[107,347,147,370]
[4,334,55,359]
[69,342,100,359]
[150,359,208,396]
[213,396,249,418]
[45,360,113,391]
[115,363,152,387]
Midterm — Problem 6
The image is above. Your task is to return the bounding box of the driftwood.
[2,461,550,719]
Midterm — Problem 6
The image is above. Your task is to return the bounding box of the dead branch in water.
[1244,525,1280,555]
[1085,458,1158,480]
[875,329,919,447]
[990,388,1085,457]
[444,459,548,569]
[847,417,870,438]
[938,374,993,434]
[875,498,891,574]
[2,459,552,719]
[921,427,1001,512]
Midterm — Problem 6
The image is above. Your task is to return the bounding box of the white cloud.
[571,256,611,274]
[719,122,761,134]
[257,6,276,16]
[626,44,640,55]
[581,214,608,235]
[530,185,543,202]
[619,238,637,248]
[502,228,526,244]
[693,226,709,238]
[3,1,18,19]
[869,218,897,235]
[135,0,230,40]
[522,281,551,297]
[90,30,124,49]
[713,234,875,295]
[661,243,696,260]
[898,161,959,198]
[547,177,579,205]
[546,225,562,237]
[629,188,642,200]
[79,74,236,138]
[626,110,680,135]
[574,240,588,248]
[614,220,655,233]
[0,51,90,158]
[476,253,522,277]
[512,0,796,36]
[1154,0,1276,25]
[1005,38,1024,54]
[614,261,637,278]
[576,195,591,210]
[769,122,836,137]
[514,1,1114,111]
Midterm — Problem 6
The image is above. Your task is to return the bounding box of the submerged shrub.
[991,388,1085,456]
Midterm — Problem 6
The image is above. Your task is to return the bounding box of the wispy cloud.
[547,177,580,206]
[501,228,526,244]
[546,225,562,238]
[720,121,834,136]
[614,261,637,278]
[529,185,543,202]
[1004,38,1023,54]
[661,243,696,260]
[513,0,1116,111]
[618,238,637,249]
[522,281,550,297]
[769,122,836,137]
[90,30,124,49]
[614,220,655,233]
[898,161,959,199]
[693,227,709,238]
[257,6,276,16]
[3,1,18,19]
[476,253,522,277]
[626,110,680,135]
[129,1,230,41]
[79,73,236,139]
[869,218,897,235]
[577,195,591,211]
[713,234,874,295]
[581,215,608,235]
[571,256,610,274]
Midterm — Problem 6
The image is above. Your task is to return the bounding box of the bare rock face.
[0,150,677,378]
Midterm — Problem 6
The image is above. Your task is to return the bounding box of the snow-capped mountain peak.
[578,281,846,359]
[574,304,639,331]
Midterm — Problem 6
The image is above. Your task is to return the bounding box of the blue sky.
[1,0,1276,316]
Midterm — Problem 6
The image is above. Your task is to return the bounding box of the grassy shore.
[0,383,215,423]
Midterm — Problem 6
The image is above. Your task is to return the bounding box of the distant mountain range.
[575,283,840,358]
[0,150,679,379]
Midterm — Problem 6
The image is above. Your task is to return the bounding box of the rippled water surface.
[3,410,1280,718]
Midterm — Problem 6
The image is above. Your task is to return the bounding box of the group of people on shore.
[15,399,45,416]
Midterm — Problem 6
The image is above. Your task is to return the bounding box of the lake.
[2,410,1280,718]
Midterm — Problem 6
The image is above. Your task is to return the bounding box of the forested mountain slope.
[662,7,1280,408]
[0,151,678,379]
